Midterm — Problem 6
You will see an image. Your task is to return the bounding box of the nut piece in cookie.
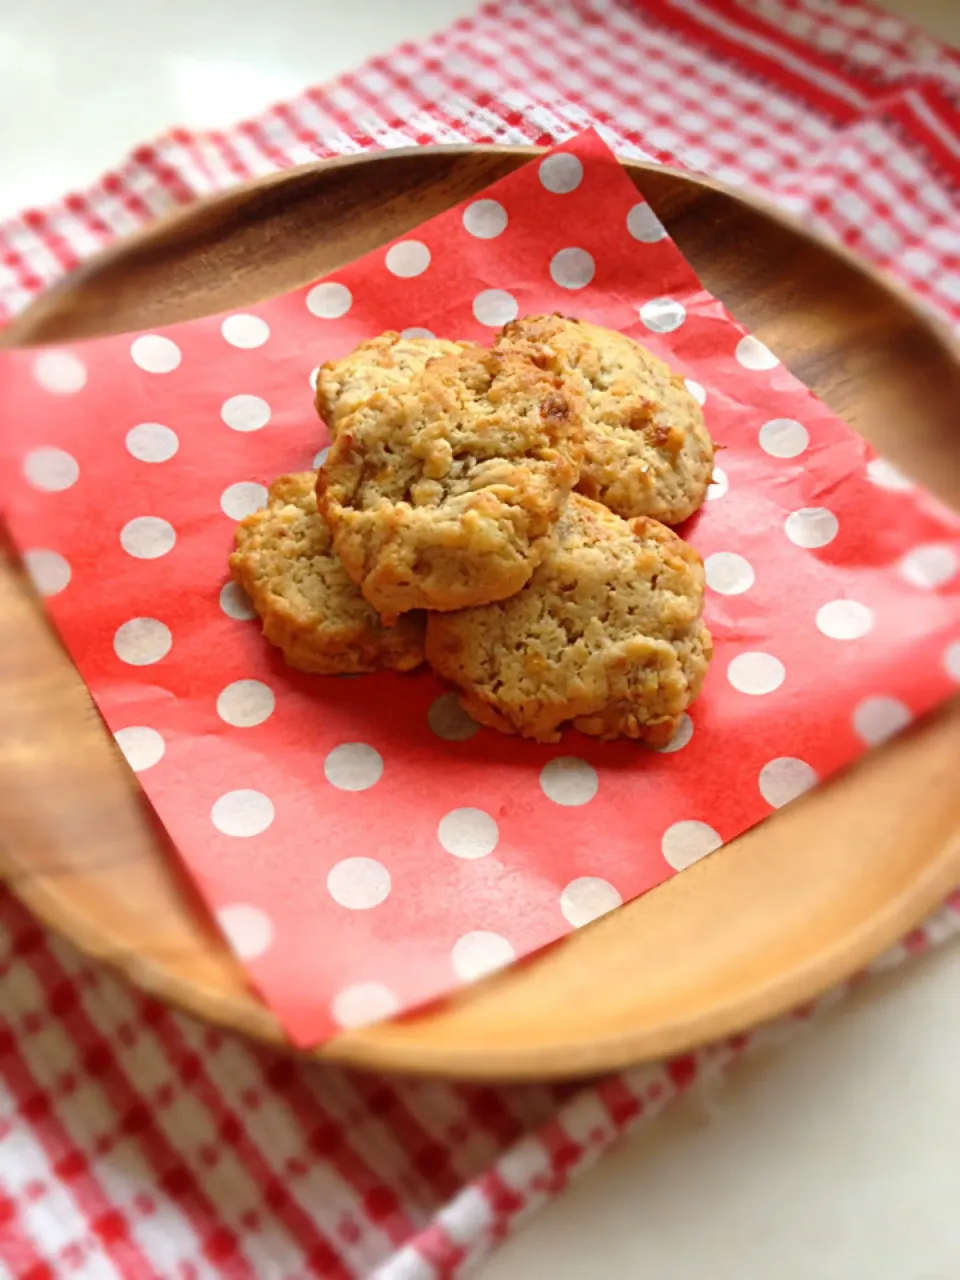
[229,472,425,675]
[315,331,479,432]
[425,493,712,744]
[318,347,584,623]
[495,314,713,525]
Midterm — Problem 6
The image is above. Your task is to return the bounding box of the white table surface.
[2,2,959,1276]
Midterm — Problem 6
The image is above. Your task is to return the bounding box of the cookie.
[318,347,584,623]
[315,332,478,432]
[229,472,425,675]
[425,493,712,743]
[495,314,713,525]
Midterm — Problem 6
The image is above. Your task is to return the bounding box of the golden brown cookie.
[425,494,712,743]
[318,347,584,623]
[315,332,478,432]
[229,472,425,675]
[495,314,713,525]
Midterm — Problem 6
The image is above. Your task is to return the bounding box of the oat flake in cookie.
[318,347,584,623]
[315,331,479,433]
[495,314,713,525]
[426,494,712,744]
[230,472,425,675]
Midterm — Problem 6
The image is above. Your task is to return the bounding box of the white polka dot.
[462,199,508,239]
[867,456,913,492]
[131,334,182,373]
[540,756,599,806]
[736,335,779,370]
[785,507,838,549]
[654,713,694,753]
[400,327,435,339]
[23,447,79,492]
[945,641,960,683]
[639,297,686,333]
[684,378,706,406]
[385,240,431,278]
[221,314,270,348]
[428,692,479,741]
[23,549,71,597]
[216,679,275,727]
[120,516,176,560]
[313,447,330,469]
[327,856,392,909]
[472,289,519,327]
[221,394,271,432]
[726,651,785,695]
[550,247,595,290]
[816,599,874,640]
[114,725,165,772]
[661,820,723,870]
[758,757,818,808]
[438,808,499,859]
[705,552,754,595]
[324,743,383,791]
[759,418,808,458]
[216,904,274,959]
[32,350,87,394]
[309,366,320,391]
[220,482,268,521]
[331,982,399,1030]
[451,931,516,981]
[899,543,958,590]
[539,152,583,193]
[706,467,728,501]
[211,789,275,837]
[307,282,352,318]
[626,202,666,242]
[219,581,257,620]
[113,617,172,666]
[560,876,622,927]
[853,696,912,746]
[126,422,179,463]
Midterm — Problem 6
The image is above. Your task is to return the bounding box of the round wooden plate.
[2,146,960,1081]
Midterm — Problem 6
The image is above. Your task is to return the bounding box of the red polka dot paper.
[2,128,959,1047]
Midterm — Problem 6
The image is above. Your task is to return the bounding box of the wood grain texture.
[2,145,959,1080]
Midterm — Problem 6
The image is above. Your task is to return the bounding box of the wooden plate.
[2,146,960,1081]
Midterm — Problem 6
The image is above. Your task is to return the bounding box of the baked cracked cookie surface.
[425,494,712,743]
[315,332,478,432]
[495,314,713,525]
[318,347,584,622]
[229,472,425,674]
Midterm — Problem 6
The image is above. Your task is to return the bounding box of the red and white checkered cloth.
[2,2,959,1276]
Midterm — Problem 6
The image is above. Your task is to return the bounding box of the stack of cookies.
[229,316,715,745]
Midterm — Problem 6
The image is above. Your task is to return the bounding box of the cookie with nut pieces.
[425,493,712,743]
[230,472,425,675]
[315,331,479,433]
[318,346,584,623]
[496,314,713,525]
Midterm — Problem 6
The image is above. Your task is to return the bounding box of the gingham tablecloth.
[1,2,959,1277]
